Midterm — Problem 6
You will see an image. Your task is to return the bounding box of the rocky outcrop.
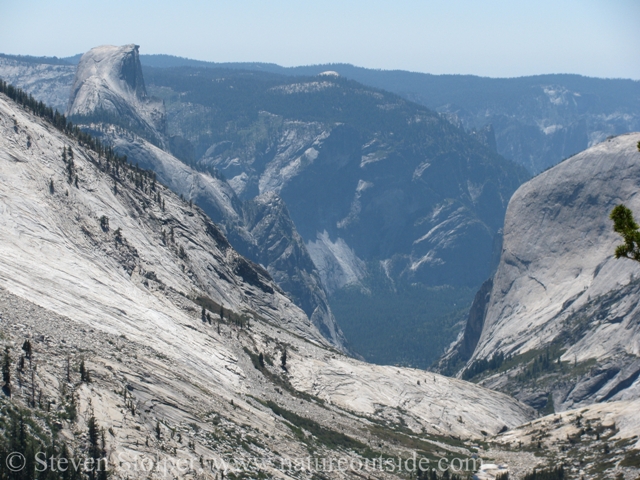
[455,133,640,411]
[242,192,347,347]
[461,278,493,361]
[67,45,166,145]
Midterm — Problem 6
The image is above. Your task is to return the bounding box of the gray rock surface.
[67,45,165,145]
[452,133,640,411]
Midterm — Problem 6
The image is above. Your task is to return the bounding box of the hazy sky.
[2,0,639,79]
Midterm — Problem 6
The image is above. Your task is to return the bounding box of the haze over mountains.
[76,53,640,174]
[1,43,640,478]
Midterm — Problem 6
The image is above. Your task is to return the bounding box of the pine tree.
[610,204,640,262]
[87,414,107,480]
[22,339,32,359]
[2,347,11,394]
[80,359,91,383]
[280,348,287,371]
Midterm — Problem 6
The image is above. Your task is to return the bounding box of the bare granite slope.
[448,133,640,412]
[67,45,166,143]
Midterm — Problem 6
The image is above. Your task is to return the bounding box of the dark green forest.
[330,268,475,368]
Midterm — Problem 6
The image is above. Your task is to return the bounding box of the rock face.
[460,278,493,361]
[242,192,346,345]
[64,46,346,350]
[450,133,640,411]
[0,91,543,478]
[67,45,165,144]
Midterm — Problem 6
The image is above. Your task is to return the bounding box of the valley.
[0,42,639,479]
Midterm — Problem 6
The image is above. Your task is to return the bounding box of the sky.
[1,0,639,79]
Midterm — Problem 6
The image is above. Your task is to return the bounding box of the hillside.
[0,88,550,479]
[66,45,348,351]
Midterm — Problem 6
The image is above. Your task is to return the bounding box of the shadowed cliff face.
[118,44,147,98]
[461,278,493,361]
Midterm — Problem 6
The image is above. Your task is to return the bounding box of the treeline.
[0,79,127,167]
[517,350,562,382]
[462,352,506,380]
[1,79,162,197]
[462,346,564,382]
[523,466,564,480]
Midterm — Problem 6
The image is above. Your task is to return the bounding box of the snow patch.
[412,160,431,180]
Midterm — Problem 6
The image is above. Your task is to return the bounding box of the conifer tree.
[87,414,108,480]
[22,339,32,359]
[2,347,11,394]
[80,359,91,383]
[610,204,640,262]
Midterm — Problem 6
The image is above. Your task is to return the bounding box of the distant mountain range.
[106,54,640,175]
[6,50,639,175]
